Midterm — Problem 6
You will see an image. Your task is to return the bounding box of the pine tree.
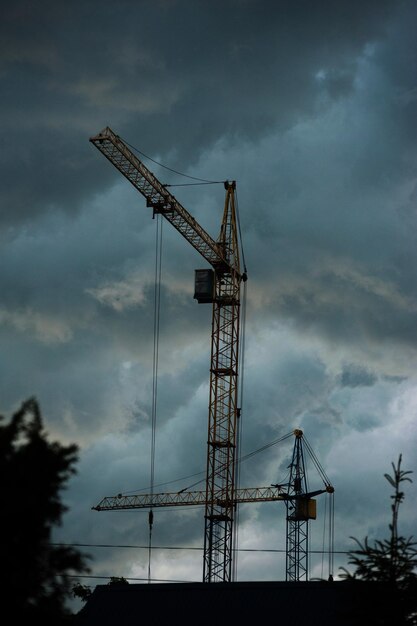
[340,454,417,625]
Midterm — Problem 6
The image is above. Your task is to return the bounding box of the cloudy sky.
[2,0,417,596]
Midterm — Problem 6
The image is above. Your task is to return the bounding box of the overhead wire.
[70,574,190,583]
[52,541,348,555]
[53,543,203,551]
[61,544,347,586]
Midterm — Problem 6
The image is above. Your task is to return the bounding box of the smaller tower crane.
[272,429,334,581]
[94,429,334,581]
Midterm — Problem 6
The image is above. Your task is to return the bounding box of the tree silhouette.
[340,454,417,625]
[0,397,90,623]
[72,575,129,605]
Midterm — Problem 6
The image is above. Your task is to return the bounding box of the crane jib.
[90,127,240,277]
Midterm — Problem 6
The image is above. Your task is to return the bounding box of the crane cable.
[233,262,248,581]
[328,490,335,579]
[303,432,335,581]
[122,137,223,185]
[148,213,164,583]
[321,489,335,580]
[302,435,332,488]
[235,188,248,277]
[122,430,295,496]
[321,492,328,580]
[232,187,247,581]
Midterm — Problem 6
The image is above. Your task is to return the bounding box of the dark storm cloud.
[2,0,417,586]
[0,0,401,226]
[271,267,417,349]
[339,364,377,388]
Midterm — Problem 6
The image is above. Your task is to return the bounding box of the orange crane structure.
[89,128,334,583]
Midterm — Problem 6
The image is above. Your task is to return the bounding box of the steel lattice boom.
[93,485,289,511]
[90,127,237,274]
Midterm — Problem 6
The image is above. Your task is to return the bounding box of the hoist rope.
[233,261,248,580]
[148,213,164,583]
[329,491,335,579]
[320,490,335,580]
[321,492,328,579]
[232,186,248,579]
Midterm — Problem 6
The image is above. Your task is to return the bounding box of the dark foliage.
[108,576,129,585]
[73,576,129,604]
[340,454,417,625]
[0,397,90,624]
[72,583,93,602]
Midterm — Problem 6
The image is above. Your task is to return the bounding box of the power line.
[51,542,349,554]
[52,543,202,550]
[69,574,190,583]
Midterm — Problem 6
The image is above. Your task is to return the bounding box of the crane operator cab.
[194,269,215,303]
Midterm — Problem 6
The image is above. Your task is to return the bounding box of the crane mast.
[204,180,241,582]
[90,127,245,582]
[285,429,311,581]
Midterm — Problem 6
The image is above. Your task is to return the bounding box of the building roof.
[75,579,396,626]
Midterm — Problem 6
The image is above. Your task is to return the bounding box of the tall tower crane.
[90,129,334,582]
[90,127,246,583]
